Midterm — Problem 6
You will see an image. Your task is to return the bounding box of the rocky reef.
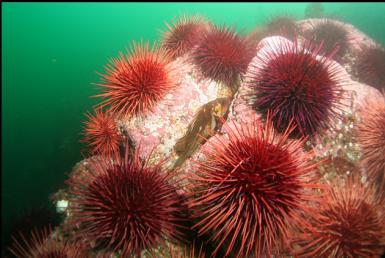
[9,14,385,258]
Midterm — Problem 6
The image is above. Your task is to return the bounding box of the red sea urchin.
[188,115,320,258]
[95,41,177,118]
[265,15,301,41]
[305,19,350,62]
[355,92,385,186]
[191,25,255,86]
[81,108,121,158]
[246,27,265,47]
[354,46,385,91]
[3,205,61,258]
[290,177,385,258]
[245,37,346,138]
[66,142,184,257]
[9,227,87,258]
[161,14,209,59]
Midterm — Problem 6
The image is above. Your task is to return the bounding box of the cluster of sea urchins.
[80,40,177,158]
[11,12,385,257]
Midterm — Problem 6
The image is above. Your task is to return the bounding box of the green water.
[2,2,385,252]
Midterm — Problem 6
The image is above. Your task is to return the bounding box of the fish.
[172,97,232,169]
[117,123,136,159]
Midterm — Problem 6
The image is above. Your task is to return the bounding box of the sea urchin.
[161,14,209,59]
[290,177,385,258]
[354,45,385,91]
[264,15,300,41]
[81,108,121,158]
[95,41,176,118]
[191,25,255,86]
[188,115,320,257]
[8,227,87,258]
[66,142,184,257]
[245,36,346,138]
[355,92,385,186]
[305,19,350,62]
